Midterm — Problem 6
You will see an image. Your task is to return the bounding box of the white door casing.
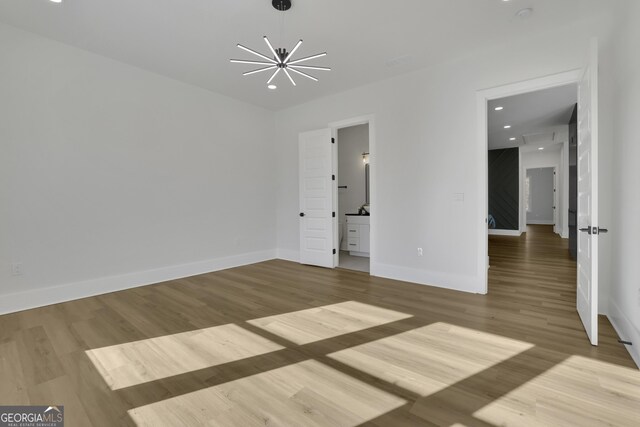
[553,168,558,231]
[299,128,335,268]
[576,39,599,346]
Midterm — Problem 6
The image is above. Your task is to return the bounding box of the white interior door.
[576,39,599,346]
[299,128,335,268]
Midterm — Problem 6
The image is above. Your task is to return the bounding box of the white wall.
[0,23,277,314]
[526,168,555,224]
[608,0,640,367]
[337,125,369,250]
[275,16,617,293]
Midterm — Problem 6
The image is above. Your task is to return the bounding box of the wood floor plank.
[0,225,637,426]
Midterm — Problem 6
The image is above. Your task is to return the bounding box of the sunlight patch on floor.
[86,323,283,390]
[328,322,534,398]
[128,359,407,427]
[247,301,412,345]
[472,354,640,427]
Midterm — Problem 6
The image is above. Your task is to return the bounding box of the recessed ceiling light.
[49,0,62,3]
[267,84,277,90]
[495,106,504,111]
[538,147,545,150]
[510,137,516,141]
[504,125,511,129]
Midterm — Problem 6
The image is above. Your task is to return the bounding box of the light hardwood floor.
[0,225,638,426]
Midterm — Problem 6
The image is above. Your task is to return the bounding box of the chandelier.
[230,0,330,89]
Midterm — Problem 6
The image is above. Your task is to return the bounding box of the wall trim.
[488,229,523,236]
[371,262,484,294]
[0,249,277,316]
[608,299,640,369]
[276,249,300,263]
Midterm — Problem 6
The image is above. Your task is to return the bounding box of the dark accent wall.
[488,148,519,230]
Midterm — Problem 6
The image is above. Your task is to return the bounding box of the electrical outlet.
[417,248,423,257]
[11,262,22,276]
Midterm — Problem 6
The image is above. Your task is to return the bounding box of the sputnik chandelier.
[230,0,330,89]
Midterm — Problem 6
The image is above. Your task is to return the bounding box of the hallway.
[488,225,612,354]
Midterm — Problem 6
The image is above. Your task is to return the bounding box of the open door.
[299,128,335,268]
[576,39,600,346]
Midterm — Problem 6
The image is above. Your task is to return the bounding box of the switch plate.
[417,248,423,256]
[11,262,22,276]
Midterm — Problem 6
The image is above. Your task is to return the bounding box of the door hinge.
[331,138,335,144]
[333,249,336,254]
[332,174,335,181]
[332,212,336,217]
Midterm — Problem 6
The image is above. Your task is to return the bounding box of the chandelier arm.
[231,59,277,65]
[263,37,281,63]
[283,40,303,63]
[287,52,327,65]
[243,65,278,76]
[288,65,331,71]
[283,68,297,86]
[267,68,281,84]
[287,67,318,82]
[237,44,278,64]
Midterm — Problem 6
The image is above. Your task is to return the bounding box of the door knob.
[299,212,305,217]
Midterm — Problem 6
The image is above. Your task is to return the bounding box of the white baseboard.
[527,220,555,225]
[608,299,640,369]
[0,249,277,316]
[276,248,300,263]
[371,262,484,294]
[277,249,484,295]
[488,229,522,236]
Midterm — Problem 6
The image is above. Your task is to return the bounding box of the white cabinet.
[345,216,370,257]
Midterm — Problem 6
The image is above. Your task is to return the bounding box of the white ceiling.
[0,0,611,110]
[488,84,577,150]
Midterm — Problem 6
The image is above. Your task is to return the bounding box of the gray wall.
[488,148,519,230]
[526,167,555,224]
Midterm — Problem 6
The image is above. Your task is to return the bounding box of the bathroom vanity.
[345,215,370,257]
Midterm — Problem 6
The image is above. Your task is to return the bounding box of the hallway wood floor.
[0,225,638,426]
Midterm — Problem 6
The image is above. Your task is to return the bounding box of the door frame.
[477,70,582,294]
[328,115,376,270]
[523,166,558,227]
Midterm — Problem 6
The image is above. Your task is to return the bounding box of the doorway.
[479,44,601,346]
[298,115,375,273]
[336,124,370,273]
[525,167,557,227]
